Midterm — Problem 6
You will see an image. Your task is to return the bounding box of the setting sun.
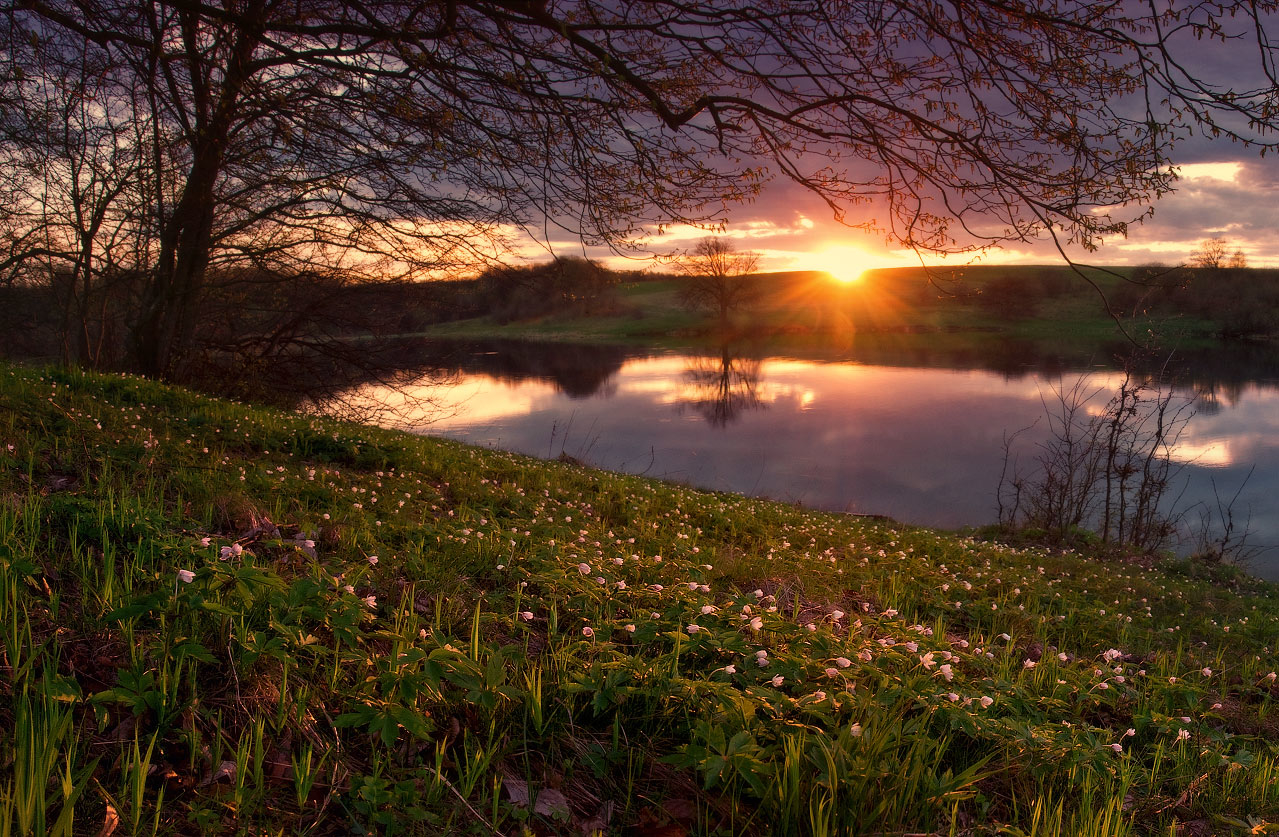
[795,243,912,284]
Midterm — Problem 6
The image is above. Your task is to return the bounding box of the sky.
[529,15,1279,281]
[575,155,1279,280]
[525,151,1279,280]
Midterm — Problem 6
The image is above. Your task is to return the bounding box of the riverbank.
[3,362,1278,835]
[417,265,1243,358]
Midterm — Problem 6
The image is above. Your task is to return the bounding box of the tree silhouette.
[4,1,1279,378]
[679,238,761,326]
[1190,238,1230,269]
[678,343,764,427]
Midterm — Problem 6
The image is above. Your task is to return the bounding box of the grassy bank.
[2,362,1279,836]
[419,266,1230,356]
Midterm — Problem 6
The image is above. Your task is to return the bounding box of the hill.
[2,363,1278,834]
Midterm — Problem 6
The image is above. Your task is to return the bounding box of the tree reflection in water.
[677,343,764,427]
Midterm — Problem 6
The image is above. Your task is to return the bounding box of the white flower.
[830,609,844,620]
[199,537,212,547]
[749,616,764,631]
[946,692,960,702]
[920,653,936,670]
[625,624,636,633]
[582,626,594,638]
[770,674,784,687]
[1124,728,1135,737]
[835,656,852,668]
[520,611,534,622]
[939,664,954,682]
[849,723,863,737]
[1023,659,1036,669]
[811,690,827,701]
[701,605,716,615]
[1201,667,1213,677]
[722,665,737,675]
[367,555,378,565]
[998,633,1011,641]
[825,667,839,677]
[176,569,195,584]
[1176,729,1190,742]
[979,696,994,708]
[686,624,701,634]
[362,595,377,608]
[1110,743,1123,754]
[577,563,591,575]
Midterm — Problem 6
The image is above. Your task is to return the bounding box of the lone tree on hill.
[679,238,761,325]
[1190,238,1249,269]
[4,1,1279,379]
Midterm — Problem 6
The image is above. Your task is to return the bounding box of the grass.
[415,267,1224,358]
[2,361,1279,835]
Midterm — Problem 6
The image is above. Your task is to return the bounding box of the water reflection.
[320,338,1279,579]
[677,344,765,427]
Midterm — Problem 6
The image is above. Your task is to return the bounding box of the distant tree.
[679,238,761,325]
[5,1,1279,380]
[1190,238,1231,269]
[1228,249,1249,269]
[477,257,619,323]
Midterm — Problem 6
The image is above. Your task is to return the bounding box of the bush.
[476,257,620,323]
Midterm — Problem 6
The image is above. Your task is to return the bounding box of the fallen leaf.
[94,803,119,837]
[504,778,572,819]
[198,760,237,787]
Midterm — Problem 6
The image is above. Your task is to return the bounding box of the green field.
[419,265,1241,359]
[3,362,1278,834]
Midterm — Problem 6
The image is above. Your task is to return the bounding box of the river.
[318,337,1279,581]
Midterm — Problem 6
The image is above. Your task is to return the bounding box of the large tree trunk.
[129,2,265,379]
[131,149,221,378]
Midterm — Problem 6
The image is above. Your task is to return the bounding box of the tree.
[678,343,763,427]
[678,237,761,325]
[4,1,1279,380]
[1190,237,1231,269]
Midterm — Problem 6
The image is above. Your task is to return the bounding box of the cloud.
[1089,161,1279,266]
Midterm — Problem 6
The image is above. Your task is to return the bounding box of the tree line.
[4,1,1279,384]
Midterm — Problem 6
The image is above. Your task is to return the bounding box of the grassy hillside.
[3,363,1279,835]
[420,265,1244,352]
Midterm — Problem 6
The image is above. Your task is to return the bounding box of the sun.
[806,244,909,283]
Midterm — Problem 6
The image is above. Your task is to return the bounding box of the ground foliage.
[2,363,1279,835]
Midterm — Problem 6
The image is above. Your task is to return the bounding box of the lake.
[319,338,1279,581]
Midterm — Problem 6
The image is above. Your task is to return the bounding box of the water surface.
[325,339,1279,580]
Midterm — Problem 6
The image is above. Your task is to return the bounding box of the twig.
[425,766,501,835]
